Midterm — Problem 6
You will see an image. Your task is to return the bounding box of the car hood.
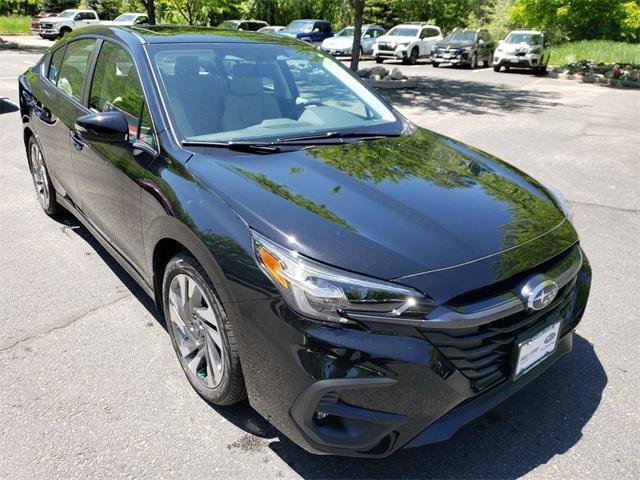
[322,36,354,47]
[186,128,574,281]
[41,17,68,23]
[436,41,475,49]
[378,35,416,43]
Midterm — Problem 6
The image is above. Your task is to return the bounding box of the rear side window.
[89,42,145,140]
[56,39,96,100]
[47,46,65,84]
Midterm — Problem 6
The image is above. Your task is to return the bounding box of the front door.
[71,40,155,273]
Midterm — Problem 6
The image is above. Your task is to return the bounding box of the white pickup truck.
[32,9,100,40]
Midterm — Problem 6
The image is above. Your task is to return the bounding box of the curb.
[547,70,640,89]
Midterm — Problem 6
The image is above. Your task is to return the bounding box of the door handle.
[69,130,85,151]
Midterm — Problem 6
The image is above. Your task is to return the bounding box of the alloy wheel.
[168,273,225,388]
[30,141,50,209]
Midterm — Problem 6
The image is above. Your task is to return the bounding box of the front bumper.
[374,47,409,60]
[232,249,592,457]
[493,53,542,68]
[31,27,60,38]
[432,52,472,64]
[321,46,352,55]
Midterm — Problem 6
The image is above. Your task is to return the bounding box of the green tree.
[39,0,78,12]
[620,0,640,41]
[85,0,123,19]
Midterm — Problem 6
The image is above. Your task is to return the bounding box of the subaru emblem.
[521,278,559,311]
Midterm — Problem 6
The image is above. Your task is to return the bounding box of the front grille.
[436,48,460,55]
[40,22,52,29]
[419,245,583,393]
[378,43,395,51]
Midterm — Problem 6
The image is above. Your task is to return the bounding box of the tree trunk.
[142,0,156,25]
[349,0,365,72]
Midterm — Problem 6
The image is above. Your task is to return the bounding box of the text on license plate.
[514,321,561,378]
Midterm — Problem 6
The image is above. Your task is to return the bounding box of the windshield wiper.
[181,140,282,154]
[275,131,399,143]
[182,131,397,153]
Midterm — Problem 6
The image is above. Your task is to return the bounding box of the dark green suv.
[431,28,495,68]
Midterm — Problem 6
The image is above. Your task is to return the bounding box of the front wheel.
[28,135,60,216]
[408,47,419,65]
[59,27,71,37]
[432,62,439,68]
[163,252,246,406]
[493,65,501,72]
[375,56,384,64]
[469,53,477,69]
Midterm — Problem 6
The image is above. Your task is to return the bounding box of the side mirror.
[75,111,129,145]
[313,27,320,33]
[364,33,371,38]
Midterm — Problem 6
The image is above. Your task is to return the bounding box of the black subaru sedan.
[19,25,591,457]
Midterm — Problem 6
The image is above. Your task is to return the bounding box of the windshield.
[444,31,476,42]
[337,27,354,37]
[218,21,239,30]
[505,33,542,45]
[150,43,399,143]
[59,10,76,18]
[286,20,314,32]
[115,14,136,21]
[386,27,418,37]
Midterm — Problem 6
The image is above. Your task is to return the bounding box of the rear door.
[71,39,156,271]
[29,39,96,204]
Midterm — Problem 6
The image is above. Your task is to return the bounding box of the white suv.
[374,23,443,65]
[493,29,550,74]
[34,9,100,40]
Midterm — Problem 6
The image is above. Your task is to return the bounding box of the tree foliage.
[510,0,640,42]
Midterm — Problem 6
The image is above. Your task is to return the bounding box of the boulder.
[370,66,388,77]
[357,68,371,78]
[389,67,405,80]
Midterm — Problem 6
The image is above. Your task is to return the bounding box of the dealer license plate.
[514,320,561,379]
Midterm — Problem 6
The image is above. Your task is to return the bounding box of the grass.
[0,15,31,35]
[549,40,640,66]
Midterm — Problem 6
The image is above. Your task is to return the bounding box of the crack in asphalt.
[569,200,639,214]
[0,294,132,354]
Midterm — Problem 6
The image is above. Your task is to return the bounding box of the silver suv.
[493,29,549,74]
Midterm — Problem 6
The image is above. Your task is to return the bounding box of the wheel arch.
[146,216,242,316]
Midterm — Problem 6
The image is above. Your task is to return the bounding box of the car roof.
[509,29,542,34]
[61,24,305,46]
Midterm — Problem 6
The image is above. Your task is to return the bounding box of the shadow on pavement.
[52,205,605,480]
[380,77,561,116]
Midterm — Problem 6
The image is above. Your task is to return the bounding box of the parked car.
[320,24,385,57]
[19,25,591,458]
[32,9,100,40]
[30,12,58,35]
[373,22,443,64]
[276,19,333,44]
[431,28,495,68]
[101,13,149,26]
[257,25,285,34]
[493,29,550,74]
[217,19,268,31]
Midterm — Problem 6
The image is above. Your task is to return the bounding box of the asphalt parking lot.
[1,46,639,479]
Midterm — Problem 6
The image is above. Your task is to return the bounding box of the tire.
[59,27,71,37]
[163,252,246,406]
[375,56,384,64]
[485,52,493,67]
[493,65,501,72]
[28,135,61,216]
[471,53,478,69]
[432,62,439,68]
[408,47,419,65]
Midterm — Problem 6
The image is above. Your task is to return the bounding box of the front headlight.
[397,42,410,48]
[544,184,573,224]
[251,230,430,323]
